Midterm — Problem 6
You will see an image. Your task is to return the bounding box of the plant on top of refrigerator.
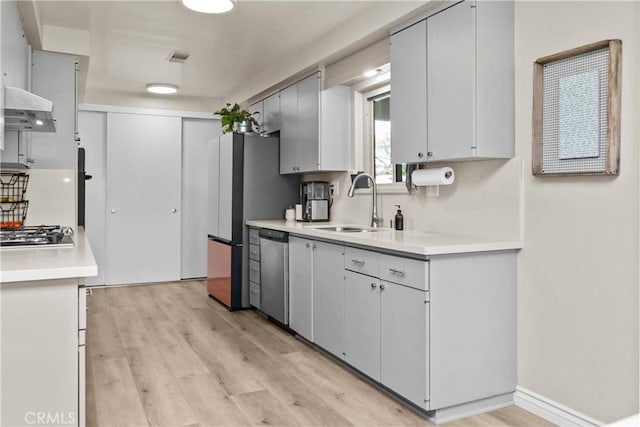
[214,103,260,134]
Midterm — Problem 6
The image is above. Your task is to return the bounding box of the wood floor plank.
[177,374,252,427]
[230,389,303,427]
[91,356,149,427]
[87,282,553,427]
[125,346,199,427]
[126,285,210,379]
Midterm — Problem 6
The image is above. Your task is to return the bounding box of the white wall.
[515,2,639,423]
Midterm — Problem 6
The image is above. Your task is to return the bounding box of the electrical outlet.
[425,185,439,197]
[329,182,339,197]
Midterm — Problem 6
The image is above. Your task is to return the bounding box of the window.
[367,90,406,185]
[371,95,405,184]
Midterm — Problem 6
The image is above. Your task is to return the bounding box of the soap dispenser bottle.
[394,205,404,231]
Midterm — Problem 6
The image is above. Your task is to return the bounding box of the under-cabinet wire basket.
[0,200,29,229]
[0,172,30,202]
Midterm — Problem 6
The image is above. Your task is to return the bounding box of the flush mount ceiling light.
[182,0,235,14]
[363,69,381,78]
[146,83,178,94]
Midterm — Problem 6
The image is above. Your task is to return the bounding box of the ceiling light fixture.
[363,69,381,78]
[146,83,178,94]
[182,0,235,14]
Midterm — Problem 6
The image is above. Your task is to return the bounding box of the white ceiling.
[24,1,429,108]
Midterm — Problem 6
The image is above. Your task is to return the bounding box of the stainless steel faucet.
[347,172,379,228]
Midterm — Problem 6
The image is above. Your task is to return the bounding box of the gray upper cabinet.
[280,72,349,174]
[263,92,280,134]
[390,21,428,163]
[391,0,514,164]
[279,84,299,174]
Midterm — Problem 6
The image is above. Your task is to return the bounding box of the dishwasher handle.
[258,228,288,242]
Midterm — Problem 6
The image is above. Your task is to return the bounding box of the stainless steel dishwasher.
[258,229,289,324]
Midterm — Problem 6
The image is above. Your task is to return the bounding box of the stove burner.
[0,225,74,247]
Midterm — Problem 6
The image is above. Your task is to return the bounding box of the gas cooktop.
[0,225,74,248]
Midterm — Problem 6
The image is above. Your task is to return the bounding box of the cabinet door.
[249,101,263,131]
[279,84,299,174]
[289,236,313,340]
[344,271,380,381]
[296,72,321,172]
[380,281,429,409]
[313,241,345,357]
[390,20,428,164]
[106,113,181,285]
[427,1,475,160]
[263,92,280,133]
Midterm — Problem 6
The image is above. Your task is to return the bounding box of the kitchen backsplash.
[23,169,76,228]
[305,158,522,241]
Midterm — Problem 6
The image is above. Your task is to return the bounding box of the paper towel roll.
[411,167,455,186]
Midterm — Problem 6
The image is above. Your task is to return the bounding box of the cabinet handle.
[250,267,259,272]
[388,268,406,276]
[110,209,117,214]
[427,152,433,158]
[351,259,365,265]
[370,283,377,289]
[250,290,259,294]
[250,251,258,256]
[305,243,310,248]
[418,152,424,158]
[312,243,317,249]
[171,208,178,213]
[380,284,386,290]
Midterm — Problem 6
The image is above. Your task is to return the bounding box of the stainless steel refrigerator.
[207,133,299,310]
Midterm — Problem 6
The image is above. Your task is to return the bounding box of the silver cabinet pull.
[380,284,386,290]
[171,208,178,213]
[370,283,377,289]
[305,243,310,248]
[250,290,259,294]
[110,209,117,214]
[388,268,406,276]
[351,259,365,265]
[250,251,258,256]
[312,243,317,249]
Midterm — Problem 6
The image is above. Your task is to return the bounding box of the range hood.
[4,86,56,132]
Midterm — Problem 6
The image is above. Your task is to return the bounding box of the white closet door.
[78,110,107,286]
[106,113,182,285]
[181,118,220,279]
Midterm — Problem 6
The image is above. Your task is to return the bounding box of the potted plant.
[214,103,260,134]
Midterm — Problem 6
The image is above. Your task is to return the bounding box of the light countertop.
[246,220,522,257]
[0,228,98,283]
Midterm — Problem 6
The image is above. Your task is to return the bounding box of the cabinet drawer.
[249,260,260,284]
[249,228,260,245]
[344,247,379,277]
[379,254,428,291]
[249,282,261,309]
[249,244,260,261]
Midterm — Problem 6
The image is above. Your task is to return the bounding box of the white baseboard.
[514,386,603,426]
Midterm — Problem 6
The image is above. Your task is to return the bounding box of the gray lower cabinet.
[288,236,314,340]
[380,280,429,408]
[312,241,345,358]
[344,271,381,381]
[289,236,345,346]
[283,231,516,417]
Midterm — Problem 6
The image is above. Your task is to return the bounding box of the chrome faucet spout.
[347,173,379,228]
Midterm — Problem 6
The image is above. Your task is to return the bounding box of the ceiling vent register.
[167,51,191,63]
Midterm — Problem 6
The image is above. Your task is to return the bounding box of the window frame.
[359,84,408,194]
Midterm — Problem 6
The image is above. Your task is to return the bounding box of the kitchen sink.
[314,226,386,233]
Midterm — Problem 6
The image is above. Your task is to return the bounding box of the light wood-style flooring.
[86,281,552,427]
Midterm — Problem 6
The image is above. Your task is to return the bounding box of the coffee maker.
[300,181,330,222]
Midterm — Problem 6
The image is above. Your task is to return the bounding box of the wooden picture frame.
[532,39,622,176]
